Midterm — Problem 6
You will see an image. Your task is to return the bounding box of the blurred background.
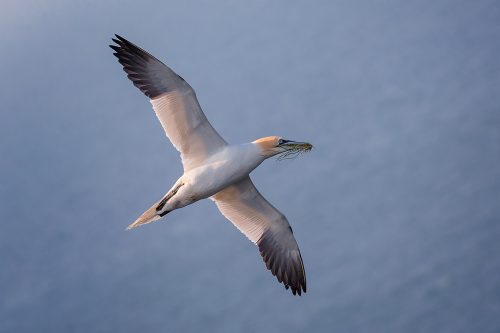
[1,0,499,332]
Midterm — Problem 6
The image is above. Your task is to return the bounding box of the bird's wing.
[110,35,227,171]
[211,177,306,295]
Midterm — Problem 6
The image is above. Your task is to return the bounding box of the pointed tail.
[126,202,163,230]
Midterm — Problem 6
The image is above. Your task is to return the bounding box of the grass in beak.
[277,142,313,161]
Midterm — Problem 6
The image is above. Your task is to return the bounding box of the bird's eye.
[278,139,284,145]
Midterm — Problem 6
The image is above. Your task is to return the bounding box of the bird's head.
[253,136,313,160]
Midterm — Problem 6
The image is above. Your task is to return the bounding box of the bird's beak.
[278,140,313,151]
[275,140,313,160]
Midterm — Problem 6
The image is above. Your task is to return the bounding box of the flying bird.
[110,35,312,295]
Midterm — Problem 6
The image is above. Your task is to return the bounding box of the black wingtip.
[113,34,133,48]
[109,34,173,98]
[257,230,307,296]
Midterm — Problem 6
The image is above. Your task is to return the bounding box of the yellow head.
[253,136,313,159]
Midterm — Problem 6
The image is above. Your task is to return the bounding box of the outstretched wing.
[211,177,307,295]
[110,34,227,171]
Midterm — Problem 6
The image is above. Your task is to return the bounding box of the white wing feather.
[212,177,306,295]
[111,35,227,171]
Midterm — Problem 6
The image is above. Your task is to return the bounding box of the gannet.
[110,35,312,295]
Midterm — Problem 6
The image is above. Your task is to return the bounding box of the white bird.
[110,35,312,295]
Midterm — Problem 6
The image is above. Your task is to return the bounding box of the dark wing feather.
[110,34,189,98]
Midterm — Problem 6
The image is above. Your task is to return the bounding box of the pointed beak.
[275,140,313,160]
[278,140,313,152]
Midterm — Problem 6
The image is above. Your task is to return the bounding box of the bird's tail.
[126,202,163,230]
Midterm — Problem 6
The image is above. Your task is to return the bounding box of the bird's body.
[150,142,263,217]
[110,35,312,295]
